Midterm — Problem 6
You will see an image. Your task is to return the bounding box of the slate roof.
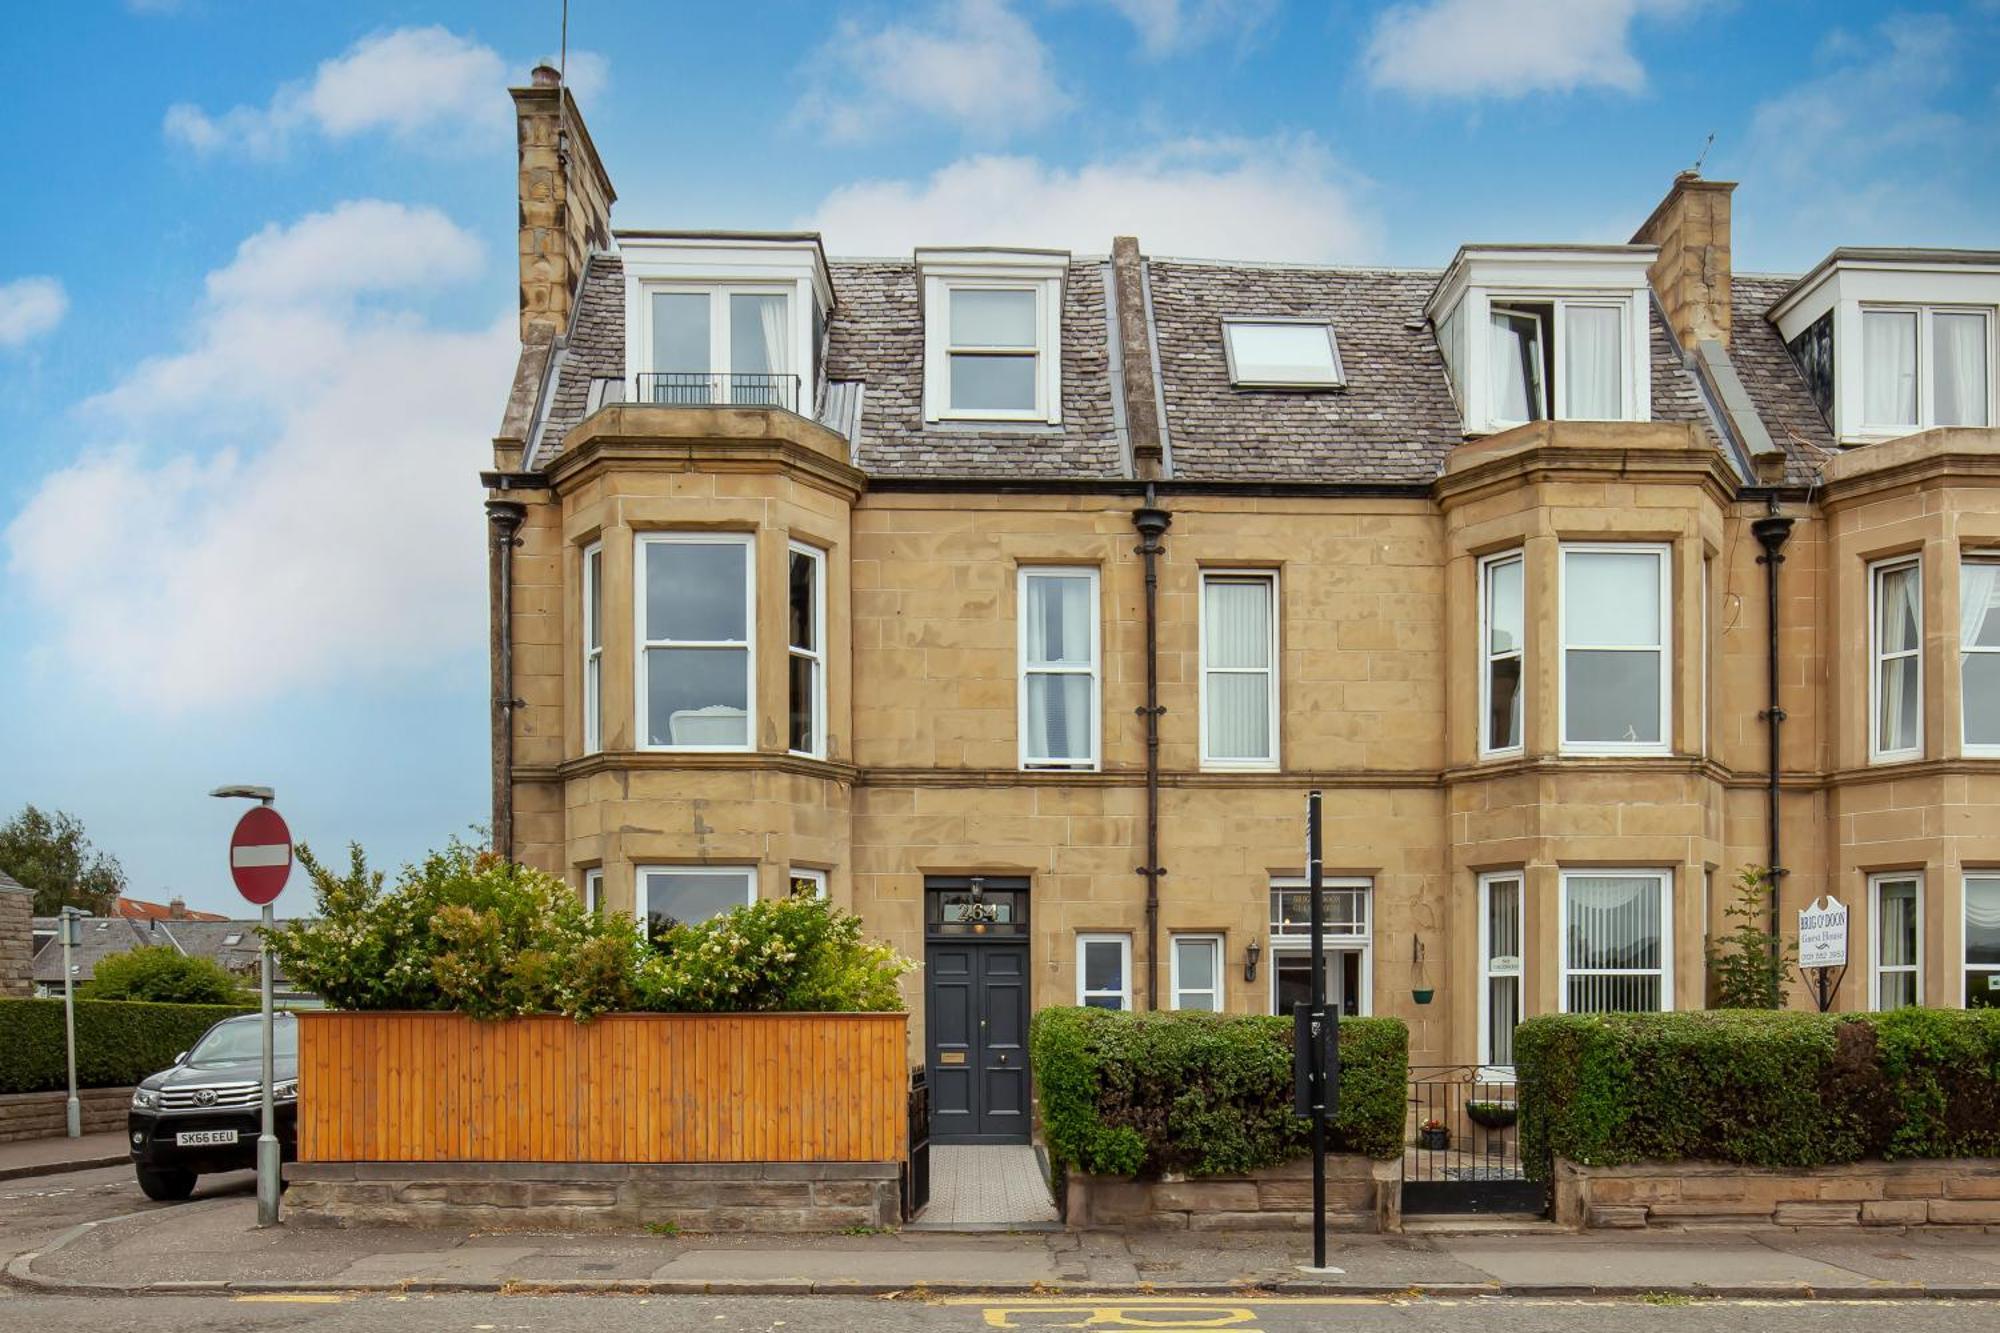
[1732,274,1838,485]
[538,252,626,456]
[529,246,1741,485]
[29,915,290,987]
[824,260,1124,478]
[1146,262,1459,482]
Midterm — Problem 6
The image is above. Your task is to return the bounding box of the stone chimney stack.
[168,895,188,920]
[510,64,616,343]
[1632,170,1736,350]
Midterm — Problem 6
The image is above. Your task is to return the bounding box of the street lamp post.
[211,784,283,1228]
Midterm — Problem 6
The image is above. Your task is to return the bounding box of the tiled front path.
[916,1145,1059,1228]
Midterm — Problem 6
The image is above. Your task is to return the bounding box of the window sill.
[1867,750,1926,766]
[1200,759,1281,773]
[1557,744,1672,758]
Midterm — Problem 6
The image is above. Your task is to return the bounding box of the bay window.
[1077,934,1131,1010]
[1869,872,1921,1010]
[639,534,753,751]
[582,541,602,754]
[1479,872,1524,1065]
[1560,870,1671,1013]
[1018,567,1099,770]
[1965,875,2000,1009]
[788,543,826,758]
[1200,571,1278,768]
[1170,935,1224,1012]
[1961,557,2000,753]
[1479,552,1524,755]
[1560,544,1670,754]
[1870,556,1922,761]
[644,287,793,408]
[636,865,756,937]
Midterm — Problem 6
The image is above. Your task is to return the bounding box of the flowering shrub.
[269,840,908,1019]
[268,841,641,1020]
[635,892,913,1013]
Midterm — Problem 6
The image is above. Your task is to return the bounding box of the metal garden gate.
[1401,1065,1546,1215]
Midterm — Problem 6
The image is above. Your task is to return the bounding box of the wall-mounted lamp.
[1244,938,1263,983]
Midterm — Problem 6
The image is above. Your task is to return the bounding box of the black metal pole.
[1308,788,1326,1270]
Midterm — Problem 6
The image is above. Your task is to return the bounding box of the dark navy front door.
[923,877,1032,1145]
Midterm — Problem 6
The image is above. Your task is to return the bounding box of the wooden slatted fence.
[297,1011,908,1164]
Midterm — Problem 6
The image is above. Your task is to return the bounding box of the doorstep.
[1403,1213,1566,1235]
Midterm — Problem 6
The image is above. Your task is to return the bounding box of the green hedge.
[1030,1007,1407,1179]
[1516,1009,2000,1180]
[0,998,254,1095]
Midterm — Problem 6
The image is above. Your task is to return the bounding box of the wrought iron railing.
[1403,1063,1545,1215]
[635,372,801,411]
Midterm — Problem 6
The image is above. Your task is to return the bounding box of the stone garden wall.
[1555,1158,2000,1230]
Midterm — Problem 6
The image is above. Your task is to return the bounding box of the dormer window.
[618,232,834,417]
[1427,246,1654,436]
[1770,250,1999,444]
[918,248,1066,424]
[1223,319,1343,388]
[1861,307,1989,431]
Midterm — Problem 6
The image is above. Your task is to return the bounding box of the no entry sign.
[229,806,293,906]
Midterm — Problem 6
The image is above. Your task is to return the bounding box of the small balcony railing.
[633,372,801,412]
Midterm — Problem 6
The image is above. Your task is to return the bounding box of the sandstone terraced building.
[486,68,2000,1142]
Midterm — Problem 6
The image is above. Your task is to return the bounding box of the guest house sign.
[1798,895,1849,969]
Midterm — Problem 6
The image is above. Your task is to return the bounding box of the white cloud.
[164,26,608,158]
[795,0,1072,141]
[1091,0,1278,57]
[4,201,514,712]
[1363,0,1702,99]
[0,276,67,348]
[804,137,1376,261]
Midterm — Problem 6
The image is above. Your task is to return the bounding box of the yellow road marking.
[946,1297,1386,1307]
[231,1293,348,1304]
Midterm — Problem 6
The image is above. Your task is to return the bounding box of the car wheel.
[136,1167,197,1202]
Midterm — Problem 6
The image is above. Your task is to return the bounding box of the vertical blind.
[1563,873,1665,1013]
[1204,575,1274,762]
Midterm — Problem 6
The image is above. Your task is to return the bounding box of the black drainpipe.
[1752,512,1795,956]
[1132,488,1172,1010]
[486,498,527,862]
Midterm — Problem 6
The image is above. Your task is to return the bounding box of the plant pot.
[1465,1100,1517,1130]
[1411,988,1435,1005]
[1418,1127,1449,1151]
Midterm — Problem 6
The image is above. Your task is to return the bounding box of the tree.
[0,805,126,916]
[1707,865,1796,1009]
[81,945,252,1005]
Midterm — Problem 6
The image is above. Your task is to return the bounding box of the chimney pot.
[531,63,562,88]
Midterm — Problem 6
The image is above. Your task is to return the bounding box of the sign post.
[1798,895,1848,1014]
[1293,790,1341,1274]
[214,787,291,1228]
[59,907,82,1137]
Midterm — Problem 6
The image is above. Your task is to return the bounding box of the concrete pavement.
[7,1169,2000,1301]
[0,1131,128,1182]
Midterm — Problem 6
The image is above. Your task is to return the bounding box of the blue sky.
[1,0,1995,916]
